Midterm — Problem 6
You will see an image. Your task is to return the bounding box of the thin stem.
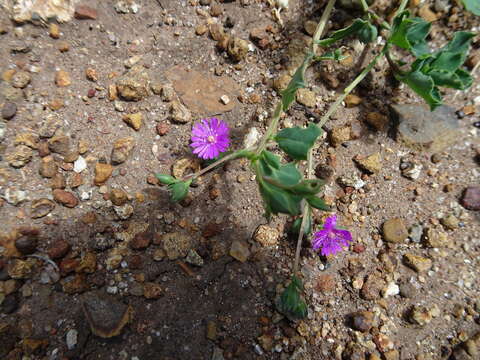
[255,101,283,156]
[368,10,391,30]
[318,47,387,128]
[182,149,253,181]
[397,0,409,15]
[360,0,369,12]
[312,0,337,54]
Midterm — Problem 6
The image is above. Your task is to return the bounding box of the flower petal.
[323,214,337,230]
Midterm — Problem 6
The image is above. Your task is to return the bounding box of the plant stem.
[255,0,337,157]
[182,149,254,181]
[360,0,369,12]
[318,47,387,128]
[397,0,409,15]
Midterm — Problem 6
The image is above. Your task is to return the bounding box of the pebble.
[30,198,55,218]
[55,70,71,87]
[39,156,58,178]
[48,239,71,259]
[111,137,135,164]
[160,232,192,260]
[66,329,78,350]
[110,189,128,206]
[344,94,362,107]
[354,153,382,174]
[440,214,459,230]
[403,253,432,272]
[185,249,204,267]
[8,259,33,279]
[6,145,34,168]
[296,88,316,107]
[382,218,408,243]
[11,71,31,89]
[73,156,87,173]
[227,37,249,62]
[409,305,433,326]
[48,135,71,155]
[94,163,113,185]
[409,224,423,243]
[229,240,250,262]
[116,65,150,101]
[161,84,175,101]
[1,102,17,120]
[382,282,400,297]
[273,73,291,92]
[3,187,28,205]
[460,186,480,211]
[170,100,191,124]
[330,125,353,147]
[253,225,279,247]
[349,310,373,332]
[113,204,134,220]
[53,189,79,208]
[143,282,162,299]
[400,160,423,180]
[365,112,389,131]
[15,233,38,255]
[129,231,151,250]
[123,112,142,131]
[74,4,98,19]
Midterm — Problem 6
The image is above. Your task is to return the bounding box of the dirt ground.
[0,0,479,359]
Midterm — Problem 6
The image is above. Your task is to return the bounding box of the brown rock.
[58,41,70,52]
[110,189,128,206]
[49,23,60,39]
[94,163,113,185]
[315,273,335,293]
[253,225,279,247]
[80,211,97,224]
[403,254,432,272]
[382,218,408,243]
[360,272,384,300]
[11,71,31,89]
[53,189,78,208]
[354,153,382,174]
[6,145,33,168]
[2,102,17,120]
[229,240,250,262]
[50,172,66,190]
[30,198,55,218]
[130,231,151,250]
[74,5,98,20]
[76,252,97,273]
[47,239,71,259]
[156,121,170,136]
[15,233,38,255]
[210,3,223,16]
[143,282,162,299]
[345,94,362,107]
[69,173,84,188]
[296,88,316,107]
[161,232,192,260]
[123,112,142,131]
[195,24,208,36]
[350,311,374,332]
[111,137,135,165]
[227,37,249,62]
[366,112,389,131]
[48,135,70,155]
[116,65,150,101]
[423,227,449,248]
[39,156,58,178]
[14,132,38,149]
[86,68,98,82]
[418,4,437,22]
[330,125,352,147]
[62,274,89,294]
[460,186,480,211]
[169,100,191,124]
[55,70,71,87]
[108,84,118,101]
[8,259,33,279]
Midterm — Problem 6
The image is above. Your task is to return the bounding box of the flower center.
[207,135,215,143]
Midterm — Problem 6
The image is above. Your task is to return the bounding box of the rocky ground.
[0,0,479,359]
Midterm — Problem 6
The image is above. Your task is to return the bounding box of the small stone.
[460,186,480,211]
[130,231,151,250]
[11,71,31,89]
[304,20,317,36]
[156,122,170,136]
[124,55,142,69]
[160,84,175,101]
[296,88,316,107]
[464,339,478,357]
[50,172,66,190]
[423,227,448,248]
[185,249,204,266]
[30,198,55,218]
[55,70,71,87]
[6,145,33,168]
[82,293,133,338]
[113,204,134,220]
[227,37,249,62]
[48,135,70,155]
[409,305,433,326]
[15,232,38,255]
[39,156,58,178]
[440,214,459,230]
[14,132,38,149]
[229,240,250,262]
[111,137,135,165]
[74,5,98,19]
[195,24,208,35]
[39,114,61,138]
[8,259,33,279]
[400,160,423,180]
[354,153,382,174]
[418,4,437,22]
[110,189,128,206]
[2,102,17,120]
[206,321,217,340]
[220,95,230,105]
[73,156,87,173]
[170,101,191,124]
[116,65,150,101]
[345,94,362,107]
[349,311,373,332]
[315,164,334,181]
[94,163,113,185]
[2,187,28,205]
[172,158,201,179]
[273,73,291,92]
[48,239,70,259]
[66,329,78,350]
[161,232,192,260]
[253,225,279,247]
[58,41,70,52]
[108,84,118,101]
[49,23,60,39]
[403,253,432,272]
[143,282,162,299]
[365,112,389,131]
[122,112,142,131]
[382,282,400,297]
[85,68,98,82]
[360,272,384,300]
[382,218,408,243]
[330,125,352,147]
[210,3,223,16]
[315,273,335,293]
[53,189,79,208]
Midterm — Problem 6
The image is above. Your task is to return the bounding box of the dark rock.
[391,104,460,152]
[47,239,71,259]
[1,102,17,120]
[82,292,133,338]
[30,198,55,218]
[349,311,374,332]
[1,294,18,314]
[315,164,334,181]
[460,186,480,211]
[74,5,98,19]
[15,234,38,255]
[129,231,151,250]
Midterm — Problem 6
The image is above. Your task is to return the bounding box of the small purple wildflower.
[190,117,230,160]
[312,214,352,257]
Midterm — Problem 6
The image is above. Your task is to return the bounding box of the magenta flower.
[190,117,230,160]
[312,214,352,257]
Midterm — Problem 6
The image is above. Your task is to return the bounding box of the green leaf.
[280,53,312,111]
[462,0,480,15]
[258,151,302,187]
[258,180,302,216]
[314,49,347,62]
[454,68,473,89]
[389,12,431,57]
[316,19,367,47]
[291,213,312,236]
[357,21,378,44]
[397,69,442,110]
[155,174,177,185]
[168,180,192,202]
[275,124,322,160]
[430,51,464,71]
[279,276,308,319]
[285,179,325,196]
[306,196,331,211]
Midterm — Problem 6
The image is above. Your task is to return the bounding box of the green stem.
[397,0,409,15]
[182,148,254,181]
[318,46,387,128]
[360,0,369,12]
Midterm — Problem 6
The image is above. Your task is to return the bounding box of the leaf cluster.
[155,174,192,202]
[388,11,474,109]
[279,276,308,319]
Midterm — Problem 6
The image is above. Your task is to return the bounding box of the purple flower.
[312,214,352,257]
[190,117,230,160]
